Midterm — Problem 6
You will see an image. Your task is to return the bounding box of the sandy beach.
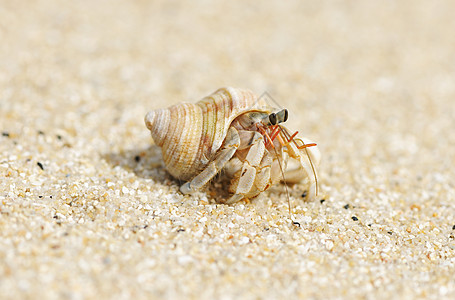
[1,1,454,299]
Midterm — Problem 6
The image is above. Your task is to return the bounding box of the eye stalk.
[266,109,288,125]
[262,109,289,126]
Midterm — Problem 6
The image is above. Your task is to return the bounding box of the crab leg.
[225,131,266,204]
[180,127,240,194]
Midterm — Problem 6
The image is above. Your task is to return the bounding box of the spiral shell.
[145,87,268,181]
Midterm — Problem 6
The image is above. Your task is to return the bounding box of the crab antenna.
[259,127,276,148]
[297,142,317,149]
[271,145,299,226]
[303,144,319,196]
[262,123,308,226]
[270,125,281,141]
[286,131,299,144]
[279,125,319,197]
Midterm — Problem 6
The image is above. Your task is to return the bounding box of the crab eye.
[269,113,277,125]
[283,109,288,122]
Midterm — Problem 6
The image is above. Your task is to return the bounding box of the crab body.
[145,87,320,203]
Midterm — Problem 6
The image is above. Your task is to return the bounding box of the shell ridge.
[173,103,191,176]
[145,108,170,147]
[162,104,185,178]
[213,87,257,151]
[179,104,202,176]
[213,89,229,153]
[191,106,206,175]
[197,92,218,159]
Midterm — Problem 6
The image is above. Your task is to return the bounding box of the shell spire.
[145,108,171,147]
[145,101,204,180]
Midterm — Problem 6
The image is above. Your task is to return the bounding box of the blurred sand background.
[1,0,455,299]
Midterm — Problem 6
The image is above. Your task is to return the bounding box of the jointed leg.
[238,152,272,200]
[180,127,240,194]
[225,131,266,204]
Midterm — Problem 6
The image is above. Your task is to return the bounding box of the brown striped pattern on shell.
[145,87,268,181]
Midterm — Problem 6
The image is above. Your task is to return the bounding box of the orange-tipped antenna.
[285,131,317,149]
[278,125,319,197]
[287,131,299,143]
[296,141,317,149]
[261,125,300,226]
[259,127,276,149]
[269,125,282,142]
[280,127,317,149]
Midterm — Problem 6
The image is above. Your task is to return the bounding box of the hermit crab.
[145,87,320,204]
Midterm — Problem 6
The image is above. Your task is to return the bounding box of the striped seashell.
[144,87,268,181]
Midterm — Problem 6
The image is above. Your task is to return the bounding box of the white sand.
[1,1,454,299]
